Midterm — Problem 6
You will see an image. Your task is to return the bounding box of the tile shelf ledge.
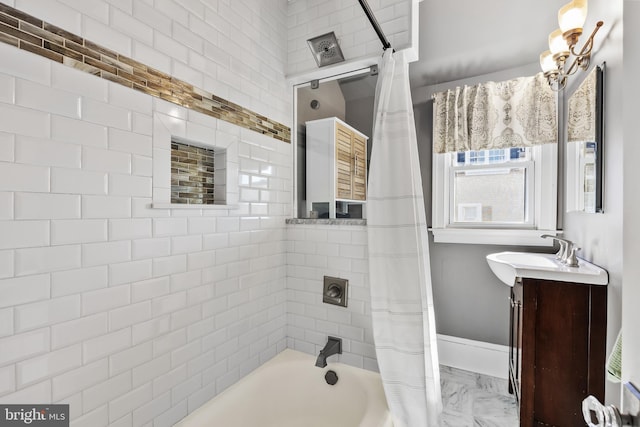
[152,203,237,210]
[286,218,367,226]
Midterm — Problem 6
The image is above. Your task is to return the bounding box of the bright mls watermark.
[0,405,69,426]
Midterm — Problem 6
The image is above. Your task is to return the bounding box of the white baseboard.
[437,334,509,379]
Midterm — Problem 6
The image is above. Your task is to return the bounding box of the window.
[432,144,557,246]
[451,148,532,227]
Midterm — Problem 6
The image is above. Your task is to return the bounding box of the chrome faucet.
[315,336,342,368]
[541,234,572,260]
[541,234,580,267]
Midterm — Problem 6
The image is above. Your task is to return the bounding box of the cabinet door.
[519,279,607,427]
[533,281,593,426]
[352,133,367,201]
[335,123,353,199]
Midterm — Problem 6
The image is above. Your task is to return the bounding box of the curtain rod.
[357,0,393,51]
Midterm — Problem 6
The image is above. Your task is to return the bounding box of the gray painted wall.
[412,1,623,402]
[622,0,640,402]
[428,242,550,345]
[413,63,556,347]
[561,0,623,404]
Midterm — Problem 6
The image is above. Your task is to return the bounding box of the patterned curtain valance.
[433,73,558,154]
[567,67,596,143]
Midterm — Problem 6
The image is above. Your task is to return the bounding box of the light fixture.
[548,29,569,62]
[540,0,603,90]
[558,0,588,48]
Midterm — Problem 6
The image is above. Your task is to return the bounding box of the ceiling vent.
[307,32,345,68]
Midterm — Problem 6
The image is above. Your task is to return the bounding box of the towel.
[606,329,622,383]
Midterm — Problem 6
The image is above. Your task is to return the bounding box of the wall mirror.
[566,63,605,213]
[294,68,377,219]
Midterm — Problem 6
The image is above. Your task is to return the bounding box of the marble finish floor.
[440,366,519,426]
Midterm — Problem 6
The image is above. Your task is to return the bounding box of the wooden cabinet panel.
[335,121,367,201]
[336,124,354,200]
[352,133,367,201]
[510,278,607,427]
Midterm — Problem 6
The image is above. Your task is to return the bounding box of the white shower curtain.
[367,49,442,427]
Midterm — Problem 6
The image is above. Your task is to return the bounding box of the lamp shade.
[549,29,569,58]
[558,0,588,33]
[540,50,556,73]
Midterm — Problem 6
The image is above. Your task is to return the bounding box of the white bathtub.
[174,349,393,427]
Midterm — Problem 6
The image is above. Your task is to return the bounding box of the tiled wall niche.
[152,110,238,209]
[170,139,221,206]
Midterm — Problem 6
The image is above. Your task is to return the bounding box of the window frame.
[431,144,558,246]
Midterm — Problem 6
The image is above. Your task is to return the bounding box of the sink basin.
[486,251,608,286]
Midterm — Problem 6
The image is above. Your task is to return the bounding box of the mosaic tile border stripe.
[0,3,291,143]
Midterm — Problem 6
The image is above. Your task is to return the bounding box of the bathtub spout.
[315,336,342,368]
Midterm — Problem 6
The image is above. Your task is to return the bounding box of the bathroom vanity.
[510,277,607,426]
[486,251,608,426]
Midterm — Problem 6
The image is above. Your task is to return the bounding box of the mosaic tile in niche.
[171,141,221,205]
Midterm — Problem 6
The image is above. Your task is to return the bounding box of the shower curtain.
[367,49,442,427]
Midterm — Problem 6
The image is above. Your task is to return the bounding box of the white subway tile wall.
[31,0,289,126]
[286,223,378,371]
[0,0,417,424]
[0,2,291,422]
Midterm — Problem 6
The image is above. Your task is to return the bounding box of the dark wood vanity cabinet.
[508,277,607,427]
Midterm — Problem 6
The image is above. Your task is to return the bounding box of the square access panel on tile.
[323,276,348,307]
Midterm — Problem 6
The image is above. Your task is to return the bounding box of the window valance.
[567,67,596,143]
[432,73,557,154]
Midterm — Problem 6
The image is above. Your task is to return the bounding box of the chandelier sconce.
[539,0,603,90]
